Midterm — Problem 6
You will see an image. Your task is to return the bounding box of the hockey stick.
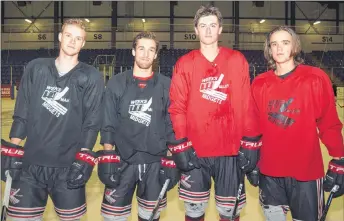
[319,184,340,221]
[148,179,170,221]
[231,172,245,220]
[1,171,12,221]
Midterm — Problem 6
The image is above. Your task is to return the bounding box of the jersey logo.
[200,74,228,104]
[104,188,118,204]
[9,188,22,204]
[267,98,300,128]
[128,97,153,127]
[41,86,70,118]
[180,174,194,189]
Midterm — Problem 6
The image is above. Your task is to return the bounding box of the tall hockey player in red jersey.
[1,19,104,220]
[99,32,179,221]
[251,26,344,221]
[168,5,261,221]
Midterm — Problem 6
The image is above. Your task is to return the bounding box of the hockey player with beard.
[98,31,179,221]
[168,5,261,221]
[1,19,104,220]
[251,26,344,221]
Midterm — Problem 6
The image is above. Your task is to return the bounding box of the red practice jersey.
[252,64,344,181]
[169,47,259,157]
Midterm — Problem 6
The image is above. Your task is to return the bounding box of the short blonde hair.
[264,26,304,70]
[61,19,86,33]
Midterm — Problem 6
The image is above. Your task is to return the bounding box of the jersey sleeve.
[78,70,105,150]
[100,79,119,146]
[240,57,261,137]
[315,69,344,157]
[168,59,189,139]
[9,61,34,140]
[163,81,176,143]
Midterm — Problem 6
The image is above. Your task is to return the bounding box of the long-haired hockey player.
[251,26,344,221]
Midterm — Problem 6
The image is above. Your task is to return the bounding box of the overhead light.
[84,18,90,23]
[25,19,32,23]
[313,21,321,25]
[142,18,146,23]
[259,19,266,24]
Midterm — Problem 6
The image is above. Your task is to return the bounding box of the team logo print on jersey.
[267,98,300,129]
[9,188,22,204]
[200,74,228,104]
[41,86,70,118]
[104,188,118,204]
[128,97,153,126]
[180,174,194,189]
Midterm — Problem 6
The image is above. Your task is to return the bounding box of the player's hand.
[324,158,344,198]
[246,166,260,187]
[168,138,201,172]
[237,135,262,173]
[1,139,24,182]
[97,149,128,188]
[159,157,180,191]
[66,149,98,189]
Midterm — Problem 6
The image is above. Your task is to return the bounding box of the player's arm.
[9,61,34,144]
[100,78,119,151]
[168,59,200,172]
[315,69,344,197]
[66,70,104,189]
[315,71,344,158]
[237,57,262,174]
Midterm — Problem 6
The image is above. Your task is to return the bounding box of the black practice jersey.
[100,70,174,164]
[10,58,104,167]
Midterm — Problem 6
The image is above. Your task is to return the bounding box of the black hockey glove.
[97,150,128,188]
[67,149,98,189]
[324,158,344,198]
[247,166,260,187]
[168,138,201,172]
[237,135,262,173]
[1,139,24,182]
[159,156,180,191]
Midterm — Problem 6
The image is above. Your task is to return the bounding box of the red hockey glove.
[324,158,344,198]
[67,150,98,189]
[1,139,24,182]
[238,135,262,173]
[159,156,180,191]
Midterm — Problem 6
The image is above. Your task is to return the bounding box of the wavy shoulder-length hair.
[264,26,304,70]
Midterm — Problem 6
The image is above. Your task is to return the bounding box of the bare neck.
[56,51,79,74]
[200,43,220,62]
[275,60,296,76]
[133,64,153,78]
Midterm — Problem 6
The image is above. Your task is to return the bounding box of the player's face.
[132,38,157,69]
[195,15,222,45]
[269,30,294,65]
[59,24,86,56]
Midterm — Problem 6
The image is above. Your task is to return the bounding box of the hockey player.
[168,5,261,221]
[251,26,344,221]
[1,19,104,220]
[98,31,179,221]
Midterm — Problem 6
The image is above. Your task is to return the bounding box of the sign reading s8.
[94,34,103,40]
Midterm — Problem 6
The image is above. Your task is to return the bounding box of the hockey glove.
[1,139,24,182]
[237,135,262,173]
[324,158,344,198]
[247,166,260,187]
[67,149,98,189]
[159,156,180,191]
[97,150,128,188]
[168,138,200,172]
